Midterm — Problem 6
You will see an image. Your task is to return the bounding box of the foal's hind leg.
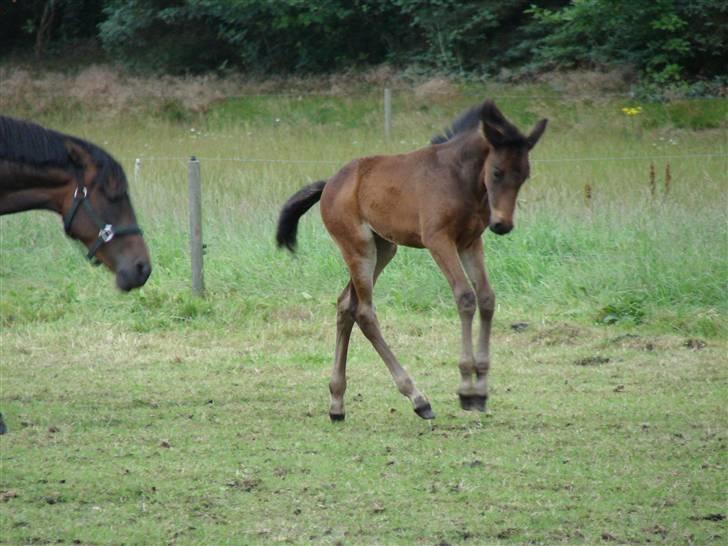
[334,231,433,419]
[329,237,398,420]
[329,281,357,421]
[459,238,495,412]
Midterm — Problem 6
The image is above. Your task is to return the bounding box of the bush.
[2,0,726,88]
[525,0,728,85]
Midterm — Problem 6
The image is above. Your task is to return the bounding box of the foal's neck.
[451,131,488,198]
[0,161,73,215]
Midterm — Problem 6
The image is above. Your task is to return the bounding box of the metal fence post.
[188,156,204,297]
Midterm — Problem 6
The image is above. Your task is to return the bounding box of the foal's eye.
[493,168,504,180]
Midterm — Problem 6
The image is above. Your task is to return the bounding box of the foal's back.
[320,130,488,250]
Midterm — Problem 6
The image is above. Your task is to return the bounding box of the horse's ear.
[65,139,100,187]
[481,100,507,126]
[481,100,508,148]
[527,119,548,150]
[64,140,93,169]
[482,121,507,148]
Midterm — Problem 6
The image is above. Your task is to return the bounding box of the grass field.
[1,77,727,544]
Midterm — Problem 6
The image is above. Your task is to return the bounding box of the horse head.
[479,101,547,235]
[63,140,151,291]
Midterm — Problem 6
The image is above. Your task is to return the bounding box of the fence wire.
[221,89,726,101]
[126,153,727,166]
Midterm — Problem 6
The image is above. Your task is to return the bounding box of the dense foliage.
[2,0,726,85]
[526,0,728,84]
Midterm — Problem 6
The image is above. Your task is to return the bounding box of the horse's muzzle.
[489,221,513,235]
[116,259,152,291]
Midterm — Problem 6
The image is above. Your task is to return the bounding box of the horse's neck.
[449,132,488,199]
[0,161,72,215]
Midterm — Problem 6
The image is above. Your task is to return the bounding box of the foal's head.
[479,102,547,235]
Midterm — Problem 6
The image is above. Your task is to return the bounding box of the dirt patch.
[684,339,707,350]
[225,477,261,492]
[644,524,669,538]
[575,355,611,366]
[689,513,725,522]
[496,528,519,539]
[532,324,584,346]
[609,334,659,351]
[1,490,19,502]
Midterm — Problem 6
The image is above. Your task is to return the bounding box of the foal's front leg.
[425,235,479,411]
[459,238,495,411]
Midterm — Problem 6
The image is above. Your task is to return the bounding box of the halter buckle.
[74,186,88,199]
[99,224,115,243]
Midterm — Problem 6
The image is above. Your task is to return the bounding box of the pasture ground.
[1,314,726,545]
[1,76,726,544]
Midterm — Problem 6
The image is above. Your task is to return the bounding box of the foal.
[277,100,547,420]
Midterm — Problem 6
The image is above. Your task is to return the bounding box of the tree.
[526,0,728,83]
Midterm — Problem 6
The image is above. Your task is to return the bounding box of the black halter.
[63,186,143,264]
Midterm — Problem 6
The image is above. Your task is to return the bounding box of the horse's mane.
[0,115,128,198]
[431,100,528,147]
[431,105,482,145]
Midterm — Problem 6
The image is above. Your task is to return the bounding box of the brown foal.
[277,100,547,420]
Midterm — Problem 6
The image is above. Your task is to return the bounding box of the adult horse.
[277,100,547,420]
[0,116,151,291]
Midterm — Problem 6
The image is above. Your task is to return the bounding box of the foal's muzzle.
[489,221,513,235]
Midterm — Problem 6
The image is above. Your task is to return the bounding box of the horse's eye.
[493,168,504,180]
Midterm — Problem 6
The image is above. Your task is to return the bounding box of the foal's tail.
[276,180,327,252]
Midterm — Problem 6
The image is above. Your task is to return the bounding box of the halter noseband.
[63,186,143,264]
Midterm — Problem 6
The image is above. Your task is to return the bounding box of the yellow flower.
[621,106,643,116]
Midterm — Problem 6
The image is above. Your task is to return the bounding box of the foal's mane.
[0,115,128,198]
[430,105,482,145]
[430,100,528,147]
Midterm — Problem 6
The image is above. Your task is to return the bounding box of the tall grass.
[1,86,726,338]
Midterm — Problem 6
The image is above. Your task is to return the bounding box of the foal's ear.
[527,119,548,150]
[480,100,509,148]
[481,100,507,126]
[482,121,507,148]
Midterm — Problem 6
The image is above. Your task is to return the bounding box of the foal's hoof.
[459,394,488,412]
[414,403,436,420]
[329,413,345,422]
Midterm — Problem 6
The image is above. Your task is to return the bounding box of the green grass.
[1,86,727,544]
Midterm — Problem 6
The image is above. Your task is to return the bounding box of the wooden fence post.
[188,156,204,297]
[384,87,392,141]
[664,162,671,196]
[584,183,593,210]
[134,158,141,186]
